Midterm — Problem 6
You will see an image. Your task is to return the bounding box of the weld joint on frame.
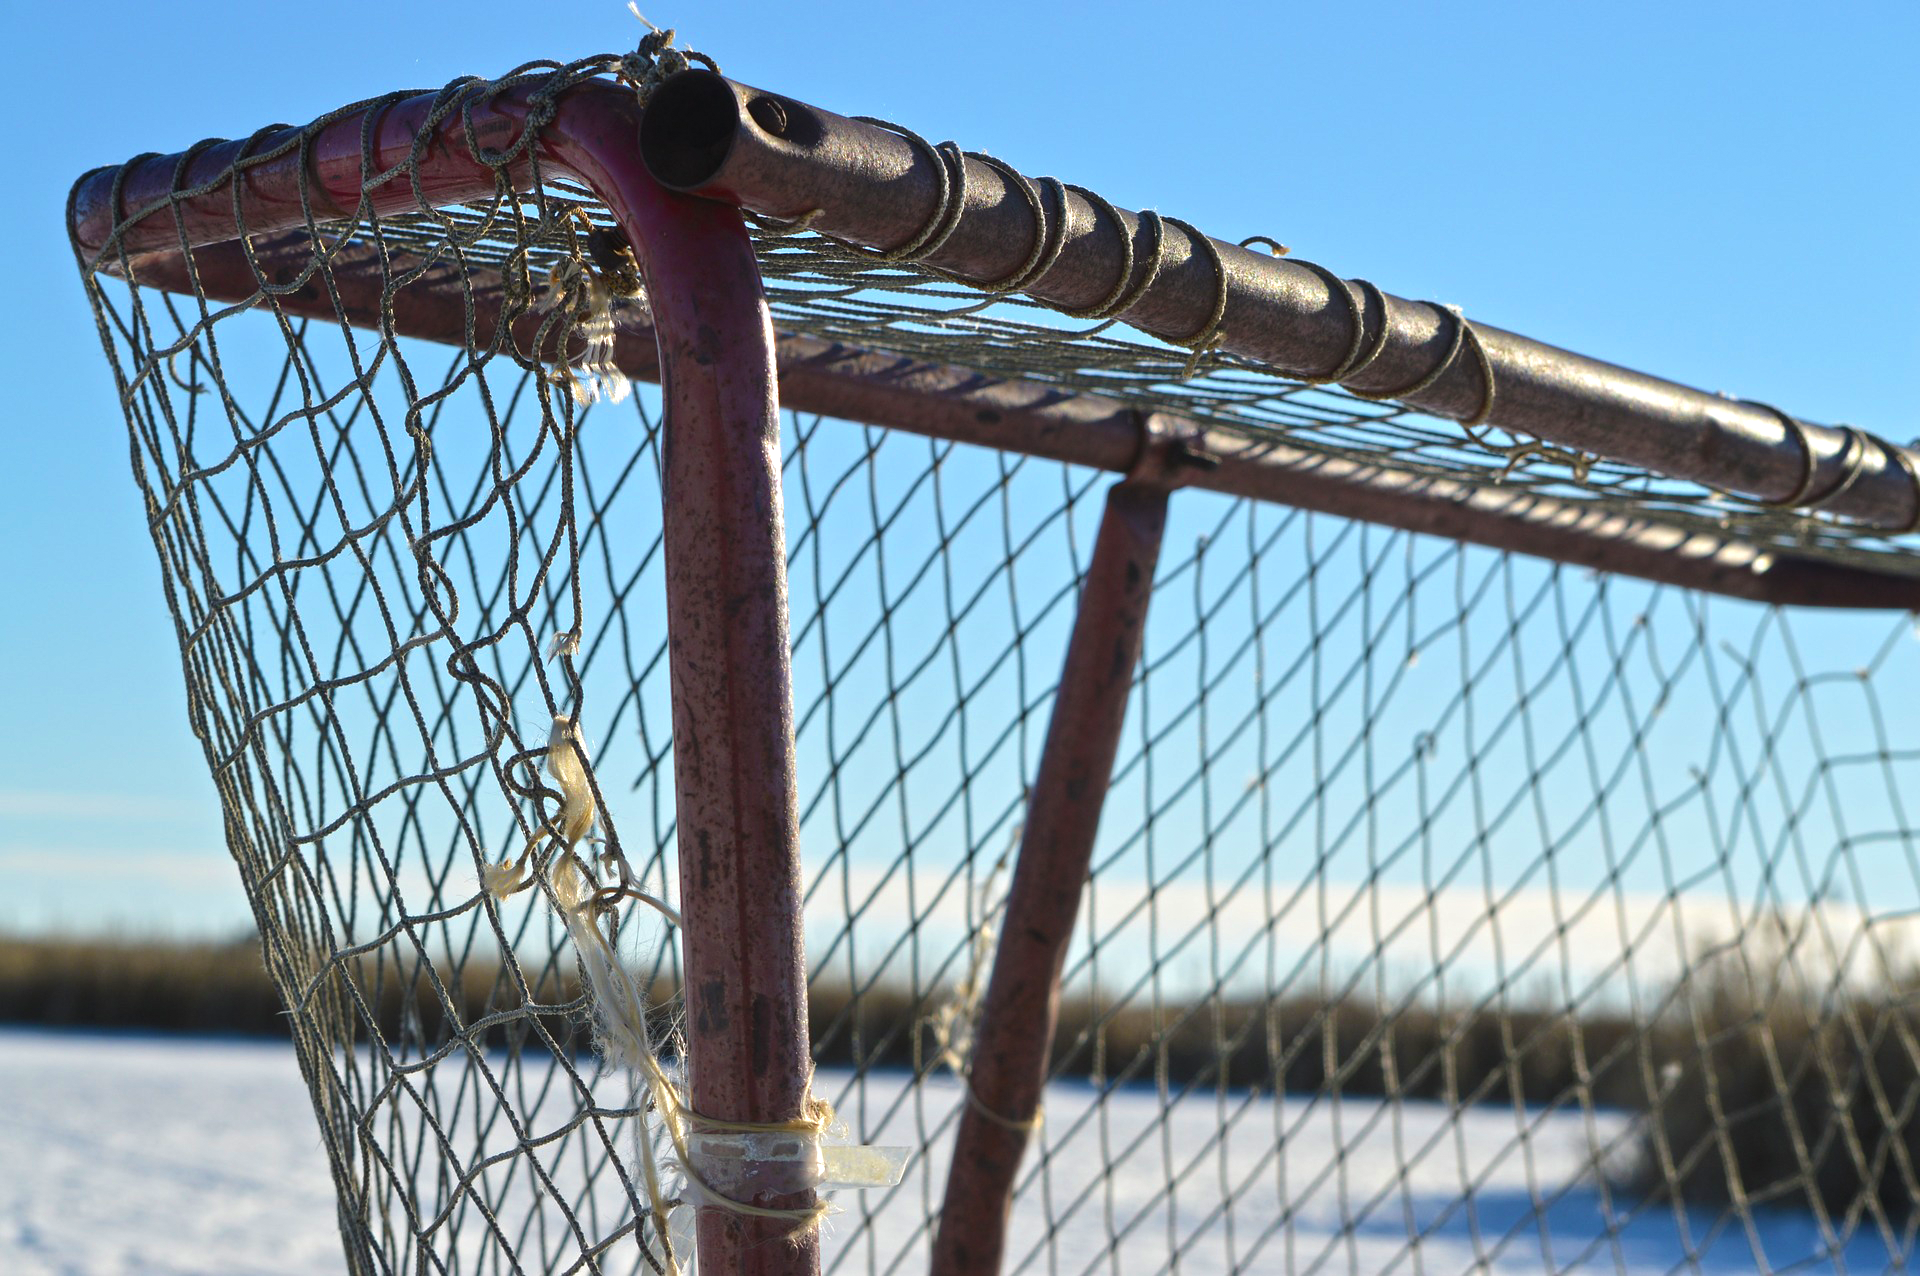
[1125,410,1220,491]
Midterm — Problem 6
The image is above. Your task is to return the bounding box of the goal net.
[69,46,1920,1276]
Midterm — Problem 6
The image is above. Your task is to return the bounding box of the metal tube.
[74,81,820,1274]
[636,71,1920,533]
[110,235,1920,611]
[69,80,643,261]
[569,104,820,1276]
[930,477,1170,1276]
[70,70,1920,599]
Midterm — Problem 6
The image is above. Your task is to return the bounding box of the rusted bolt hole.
[747,96,789,138]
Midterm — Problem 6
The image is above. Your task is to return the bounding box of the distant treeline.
[5,932,1916,1222]
[1,933,289,1036]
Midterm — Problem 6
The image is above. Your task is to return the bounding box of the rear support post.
[931,423,1183,1275]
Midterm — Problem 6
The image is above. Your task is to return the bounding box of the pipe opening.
[640,70,742,191]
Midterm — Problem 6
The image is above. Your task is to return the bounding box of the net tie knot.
[620,29,694,104]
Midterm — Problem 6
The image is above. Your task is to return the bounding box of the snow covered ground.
[0,1026,1907,1274]
[1,1028,345,1275]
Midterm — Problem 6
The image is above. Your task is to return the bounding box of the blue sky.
[3,1,1916,937]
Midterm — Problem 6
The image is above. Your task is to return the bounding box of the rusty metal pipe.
[73,79,821,1275]
[637,70,1920,533]
[112,234,1920,611]
[930,477,1170,1276]
[68,80,646,262]
[618,172,820,1273]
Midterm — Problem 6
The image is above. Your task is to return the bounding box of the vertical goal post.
[69,45,1920,1276]
[78,63,826,1275]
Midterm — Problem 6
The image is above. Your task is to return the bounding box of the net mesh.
[73,53,1920,1275]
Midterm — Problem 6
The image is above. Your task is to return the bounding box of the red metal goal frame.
[69,61,1920,1276]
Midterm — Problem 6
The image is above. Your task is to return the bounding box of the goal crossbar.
[79,228,1920,610]
[72,73,1920,609]
[639,71,1920,535]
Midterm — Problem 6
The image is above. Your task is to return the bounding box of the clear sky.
[3,1,1917,938]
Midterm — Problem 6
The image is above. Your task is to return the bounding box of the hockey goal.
[69,40,1920,1276]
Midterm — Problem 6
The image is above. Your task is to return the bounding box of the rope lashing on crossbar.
[1810,425,1875,514]
[611,28,1916,532]
[613,55,1920,529]
[1057,187,1167,324]
[756,117,1234,379]
[1739,403,1897,519]
[968,158,1073,295]
[1274,266,1608,482]
[1165,217,1232,377]
[1716,403,1920,528]
[1889,443,1920,536]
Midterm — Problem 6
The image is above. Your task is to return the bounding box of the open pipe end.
[68,165,117,260]
[641,70,745,191]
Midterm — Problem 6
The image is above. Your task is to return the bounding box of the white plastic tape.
[685,1129,908,1198]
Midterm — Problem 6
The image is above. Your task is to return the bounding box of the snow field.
[1,1027,1906,1274]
